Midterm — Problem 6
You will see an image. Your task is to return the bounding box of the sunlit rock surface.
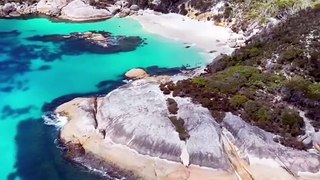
[60,0,112,21]
[56,77,320,179]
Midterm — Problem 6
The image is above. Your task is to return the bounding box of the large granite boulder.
[37,0,71,16]
[16,3,37,15]
[313,132,320,152]
[55,77,320,179]
[125,68,149,79]
[60,0,112,21]
[2,3,16,14]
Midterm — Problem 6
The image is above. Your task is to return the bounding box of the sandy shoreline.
[130,10,236,61]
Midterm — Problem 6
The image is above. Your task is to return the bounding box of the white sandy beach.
[130,10,236,61]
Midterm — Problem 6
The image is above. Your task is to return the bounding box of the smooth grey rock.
[3,3,16,14]
[106,5,121,15]
[312,132,320,151]
[222,113,320,174]
[0,6,4,16]
[37,0,71,16]
[60,0,112,21]
[176,97,230,170]
[115,0,128,8]
[130,4,139,11]
[9,11,20,17]
[96,81,184,162]
[94,79,232,169]
[118,7,130,17]
[303,136,313,147]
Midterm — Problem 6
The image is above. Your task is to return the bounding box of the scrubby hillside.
[160,6,320,150]
[124,0,320,31]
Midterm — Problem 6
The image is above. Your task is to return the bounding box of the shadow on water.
[9,118,106,180]
[1,105,35,120]
[9,78,128,180]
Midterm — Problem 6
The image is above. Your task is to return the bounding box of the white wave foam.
[43,112,68,128]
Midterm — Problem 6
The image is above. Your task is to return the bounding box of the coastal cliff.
[55,77,320,180]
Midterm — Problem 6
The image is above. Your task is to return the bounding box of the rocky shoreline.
[55,76,320,179]
[2,0,318,33]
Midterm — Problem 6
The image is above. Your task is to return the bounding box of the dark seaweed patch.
[0,30,20,38]
[37,65,51,71]
[26,31,145,54]
[1,105,35,119]
[145,65,193,76]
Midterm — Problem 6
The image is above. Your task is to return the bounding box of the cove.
[0,17,207,180]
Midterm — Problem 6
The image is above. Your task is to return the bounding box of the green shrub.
[230,95,249,107]
[167,98,178,114]
[169,116,190,141]
[191,77,207,87]
[256,107,273,124]
[244,100,261,115]
[281,47,303,62]
[284,76,320,100]
[274,0,296,8]
[205,66,260,94]
[307,83,320,100]
[314,3,320,9]
[281,110,303,128]
[284,76,310,93]
[244,47,263,58]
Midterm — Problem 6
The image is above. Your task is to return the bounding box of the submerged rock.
[56,77,320,179]
[26,31,144,54]
[37,0,69,16]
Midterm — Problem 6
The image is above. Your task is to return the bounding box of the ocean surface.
[0,17,207,180]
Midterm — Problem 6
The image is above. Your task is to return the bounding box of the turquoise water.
[0,17,206,179]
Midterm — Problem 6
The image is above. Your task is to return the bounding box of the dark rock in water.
[63,141,85,159]
[26,31,145,54]
[145,65,192,76]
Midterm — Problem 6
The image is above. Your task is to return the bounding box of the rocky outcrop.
[60,0,112,21]
[0,2,37,17]
[37,0,71,16]
[125,68,149,79]
[55,77,320,179]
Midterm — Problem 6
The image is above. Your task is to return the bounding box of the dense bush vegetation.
[169,116,190,141]
[160,65,305,148]
[159,7,320,149]
[167,98,178,114]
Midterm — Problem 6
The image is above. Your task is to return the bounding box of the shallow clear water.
[0,17,207,180]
